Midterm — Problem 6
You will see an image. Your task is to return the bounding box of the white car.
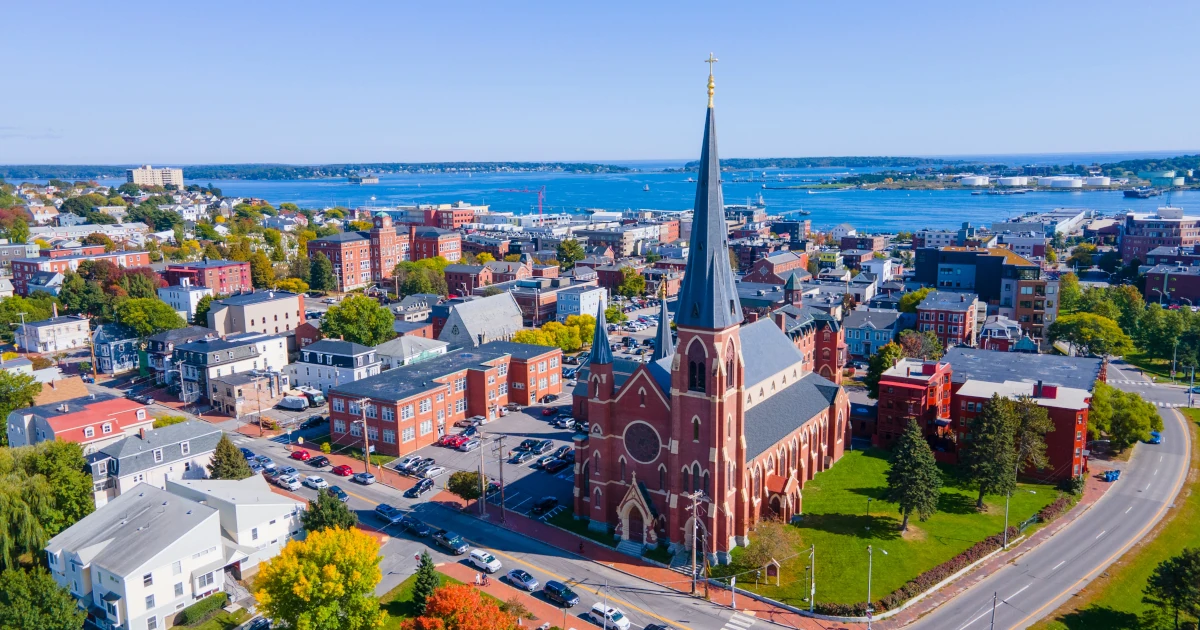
[277,476,302,491]
[421,465,447,479]
[468,549,502,573]
[589,604,631,630]
[303,475,329,490]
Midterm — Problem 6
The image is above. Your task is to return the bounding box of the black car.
[300,415,325,429]
[308,456,330,468]
[247,618,272,630]
[644,625,674,630]
[399,514,432,537]
[530,496,559,515]
[405,478,435,498]
[543,459,571,474]
[515,438,539,452]
[432,529,468,554]
[539,394,556,404]
[543,580,580,607]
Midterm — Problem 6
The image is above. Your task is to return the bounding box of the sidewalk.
[438,561,580,629]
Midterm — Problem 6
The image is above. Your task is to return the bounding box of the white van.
[588,603,631,630]
[468,549,502,573]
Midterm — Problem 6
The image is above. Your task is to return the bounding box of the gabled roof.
[93,420,223,477]
[744,373,840,459]
[439,293,523,346]
[738,319,807,390]
[311,231,369,243]
[303,339,375,357]
[843,309,902,331]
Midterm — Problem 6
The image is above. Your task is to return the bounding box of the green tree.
[301,488,359,532]
[446,470,483,501]
[411,551,440,616]
[1046,312,1134,357]
[1066,243,1097,269]
[963,394,1017,508]
[81,232,117,252]
[288,255,312,284]
[250,252,276,288]
[1143,548,1200,630]
[0,295,56,343]
[616,266,646,298]
[898,329,943,360]
[193,293,219,326]
[1058,272,1082,313]
[0,369,42,444]
[898,287,933,313]
[208,434,254,480]
[115,298,186,337]
[1012,397,1054,473]
[321,295,395,346]
[9,218,28,243]
[886,419,942,531]
[1089,383,1162,451]
[254,527,384,630]
[310,252,337,293]
[152,415,188,429]
[0,441,94,568]
[57,272,110,320]
[556,239,585,270]
[864,342,904,399]
[0,567,86,630]
[605,303,628,324]
[1097,250,1123,273]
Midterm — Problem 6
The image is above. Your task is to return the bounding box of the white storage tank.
[996,176,1029,186]
[1050,177,1083,188]
[1085,176,1111,186]
[960,176,990,186]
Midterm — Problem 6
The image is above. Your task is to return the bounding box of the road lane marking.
[1155,468,1159,476]
[1053,560,1066,571]
[1146,483,1153,491]
[1007,583,1031,601]
[1095,530,1106,540]
[1012,409,1191,628]
[1125,506,1133,514]
[957,606,992,630]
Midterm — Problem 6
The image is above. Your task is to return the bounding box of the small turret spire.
[589,299,613,365]
[705,53,718,108]
[651,291,675,362]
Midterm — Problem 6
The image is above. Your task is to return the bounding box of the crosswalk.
[1109,379,1156,386]
[721,613,756,630]
[1155,401,1185,408]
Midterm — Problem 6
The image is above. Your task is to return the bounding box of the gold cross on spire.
[705,52,718,107]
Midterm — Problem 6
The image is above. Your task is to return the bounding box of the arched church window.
[692,463,701,492]
[582,461,590,494]
[659,465,667,490]
[687,342,706,393]
[702,471,711,495]
[620,459,627,484]
[639,389,646,406]
[692,417,701,442]
[681,467,690,493]
[725,341,735,391]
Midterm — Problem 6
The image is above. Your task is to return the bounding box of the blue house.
[843,309,905,359]
[92,323,140,375]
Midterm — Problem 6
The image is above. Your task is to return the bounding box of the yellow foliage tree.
[254,528,385,630]
[475,252,495,264]
[276,278,310,294]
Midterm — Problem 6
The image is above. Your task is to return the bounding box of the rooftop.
[214,290,301,306]
[169,259,249,269]
[744,373,841,459]
[303,339,376,357]
[956,379,1090,410]
[918,290,979,312]
[941,347,1104,391]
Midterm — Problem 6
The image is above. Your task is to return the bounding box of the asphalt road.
[907,361,1191,630]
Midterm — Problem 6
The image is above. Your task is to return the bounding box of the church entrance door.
[629,510,644,543]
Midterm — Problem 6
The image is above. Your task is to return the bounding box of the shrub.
[1038,495,1073,522]
[178,592,228,625]
[321,442,331,454]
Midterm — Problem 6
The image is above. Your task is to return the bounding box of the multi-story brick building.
[1143,264,1200,306]
[327,341,562,457]
[12,249,153,295]
[444,264,493,294]
[1120,207,1200,263]
[740,251,808,284]
[916,290,981,348]
[164,259,252,294]
[410,226,462,262]
[485,261,530,283]
[840,234,889,252]
[461,234,510,259]
[307,232,373,292]
[874,358,953,451]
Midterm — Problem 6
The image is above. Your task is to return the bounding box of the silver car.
[506,569,539,592]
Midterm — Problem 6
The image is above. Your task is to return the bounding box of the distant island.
[673,156,958,171]
[0,161,631,181]
[676,154,1200,179]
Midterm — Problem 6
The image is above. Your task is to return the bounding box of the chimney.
[139,427,147,439]
[960,294,966,302]
[1034,379,1043,397]
[53,303,59,318]
[774,311,787,333]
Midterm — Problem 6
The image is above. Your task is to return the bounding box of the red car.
[541,408,556,417]
[330,464,353,476]
[443,434,469,448]
[290,450,311,461]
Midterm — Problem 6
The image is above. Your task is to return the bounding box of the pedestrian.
[579,541,585,555]
[474,573,480,586]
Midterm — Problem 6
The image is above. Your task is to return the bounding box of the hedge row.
[813,494,1076,617]
[178,592,229,625]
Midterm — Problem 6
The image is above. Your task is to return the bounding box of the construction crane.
[498,185,546,217]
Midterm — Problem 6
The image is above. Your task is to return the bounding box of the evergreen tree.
[963,393,1017,509]
[864,342,904,399]
[301,489,358,532]
[193,294,216,327]
[1144,548,1200,630]
[1012,397,1054,472]
[886,419,942,531]
[411,551,440,615]
[207,434,253,480]
[0,567,86,630]
[310,252,337,293]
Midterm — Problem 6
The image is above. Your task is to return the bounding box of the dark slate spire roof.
[651,297,675,362]
[675,97,743,330]
[589,299,613,365]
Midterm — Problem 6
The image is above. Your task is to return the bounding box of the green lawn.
[715,448,1060,607]
[1033,408,1199,630]
[1123,351,1184,384]
[381,571,464,629]
[305,432,395,466]
[186,609,251,630]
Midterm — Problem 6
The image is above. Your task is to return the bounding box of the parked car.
[263,468,282,481]
[308,456,330,468]
[530,496,559,515]
[539,394,556,404]
[543,459,571,474]
[421,465,447,479]
[405,478,435,498]
[553,445,572,459]
[300,415,325,429]
[303,475,329,490]
[510,451,535,464]
[399,514,432,537]
[541,407,557,417]
[331,464,353,477]
[535,454,558,469]
[469,549,502,573]
[515,439,540,452]
[247,618,271,630]
[353,472,376,485]
[396,455,421,471]
[326,486,349,503]
[409,458,436,476]
[543,580,580,607]
[249,462,265,474]
[458,439,481,452]
[446,434,471,448]
[589,604,631,630]
[278,466,297,477]
[255,456,276,470]
[277,476,302,491]
[455,416,484,428]
[240,447,256,459]
[432,529,468,554]
[290,450,311,462]
[506,569,539,591]
[552,417,576,430]
[375,503,404,524]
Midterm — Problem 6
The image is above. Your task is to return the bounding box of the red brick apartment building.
[164,259,252,294]
[411,226,462,262]
[741,251,809,284]
[1120,207,1200,263]
[841,235,890,252]
[916,290,981,348]
[443,264,493,294]
[874,359,953,451]
[307,232,373,291]
[425,206,478,230]
[327,342,562,457]
[13,249,153,295]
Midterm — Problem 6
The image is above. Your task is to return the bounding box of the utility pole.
[867,545,874,630]
[809,544,816,613]
[990,591,997,630]
[479,431,488,517]
[358,397,372,474]
[497,435,506,524]
[682,490,707,595]
[1003,490,1011,549]
[14,312,26,352]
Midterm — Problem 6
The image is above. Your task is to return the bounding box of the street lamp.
[867,545,887,629]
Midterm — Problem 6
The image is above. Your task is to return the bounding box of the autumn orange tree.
[254,527,385,630]
[401,583,518,630]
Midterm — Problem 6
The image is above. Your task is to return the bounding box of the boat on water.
[1124,186,1161,199]
[796,209,811,216]
[643,184,650,192]
[755,193,766,208]
[807,187,853,194]
[686,177,695,183]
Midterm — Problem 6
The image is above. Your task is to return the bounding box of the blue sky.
[2,1,1198,164]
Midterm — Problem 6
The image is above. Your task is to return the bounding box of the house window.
[420,399,431,413]
[153,449,163,463]
[419,420,432,435]
[174,582,184,597]
[382,407,395,422]
[172,560,181,575]
[84,427,95,438]
[144,572,154,587]
[198,572,214,587]
[383,430,396,444]
[146,594,155,610]
[148,616,158,630]
[333,398,344,412]
[334,420,346,433]
[401,405,414,420]
[102,423,112,434]
[181,441,190,455]
[402,427,415,442]
[365,404,377,419]
[252,528,258,541]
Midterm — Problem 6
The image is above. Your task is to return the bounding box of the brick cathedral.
[572,67,852,563]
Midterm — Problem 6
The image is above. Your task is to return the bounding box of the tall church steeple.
[675,56,742,331]
[651,293,675,362]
